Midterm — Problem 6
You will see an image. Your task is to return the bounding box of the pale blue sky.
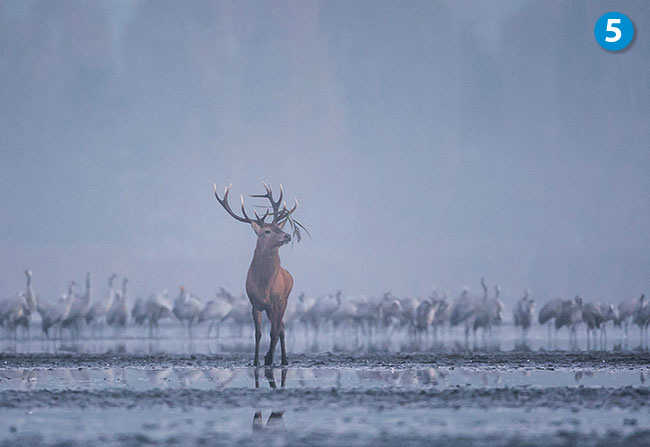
[1,1,648,306]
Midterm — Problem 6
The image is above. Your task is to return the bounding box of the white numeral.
[606,18,621,42]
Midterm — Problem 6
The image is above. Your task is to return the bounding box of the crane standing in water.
[214,182,303,366]
[514,289,535,336]
[107,278,129,329]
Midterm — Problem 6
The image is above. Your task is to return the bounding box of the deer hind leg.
[279,321,288,366]
[252,308,263,367]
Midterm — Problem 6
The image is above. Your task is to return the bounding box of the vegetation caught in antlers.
[214,182,310,243]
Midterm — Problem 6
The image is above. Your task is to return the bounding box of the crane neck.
[25,281,36,310]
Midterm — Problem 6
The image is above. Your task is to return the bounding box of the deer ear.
[250,222,261,234]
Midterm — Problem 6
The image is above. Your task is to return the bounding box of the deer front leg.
[265,321,279,366]
[252,308,263,367]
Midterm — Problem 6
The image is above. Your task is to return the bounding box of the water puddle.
[0,366,647,392]
[3,405,648,447]
[2,324,648,355]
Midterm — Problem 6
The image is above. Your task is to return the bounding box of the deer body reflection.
[214,183,299,366]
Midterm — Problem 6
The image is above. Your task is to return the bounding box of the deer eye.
[264,229,272,234]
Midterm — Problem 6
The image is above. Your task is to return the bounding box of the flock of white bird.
[1,271,648,345]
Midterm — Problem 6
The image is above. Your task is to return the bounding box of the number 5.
[606,18,621,42]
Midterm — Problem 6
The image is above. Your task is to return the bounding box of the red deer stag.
[213,182,299,366]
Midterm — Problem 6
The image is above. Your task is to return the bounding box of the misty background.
[1,1,648,308]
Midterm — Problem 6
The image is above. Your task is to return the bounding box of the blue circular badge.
[594,12,634,51]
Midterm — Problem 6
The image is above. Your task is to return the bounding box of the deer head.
[213,182,300,250]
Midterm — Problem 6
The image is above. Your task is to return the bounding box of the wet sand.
[1,350,650,446]
[2,349,650,369]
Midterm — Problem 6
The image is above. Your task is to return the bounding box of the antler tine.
[239,194,268,224]
[250,182,271,198]
[277,184,284,209]
[250,182,285,223]
[239,194,251,220]
[285,198,298,217]
[213,183,255,224]
[273,198,298,224]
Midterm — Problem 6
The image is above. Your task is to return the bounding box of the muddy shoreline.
[2,351,650,446]
[2,385,650,410]
[2,350,650,370]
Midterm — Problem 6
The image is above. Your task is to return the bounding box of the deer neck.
[250,244,281,288]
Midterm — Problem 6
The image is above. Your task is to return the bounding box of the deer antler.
[214,183,299,227]
[250,183,298,224]
[213,184,268,225]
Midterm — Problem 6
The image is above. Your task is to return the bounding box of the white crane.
[38,280,76,338]
[282,292,299,333]
[489,285,505,328]
[619,294,643,337]
[86,273,118,330]
[145,289,173,336]
[20,270,37,336]
[172,286,204,337]
[198,288,234,338]
[472,281,503,339]
[378,292,403,331]
[632,294,648,339]
[450,286,480,340]
[431,293,450,338]
[62,272,92,337]
[0,292,27,339]
[603,303,620,333]
[332,295,359,337]
[107,278,128,328]
[222,294,251,337]
[514,289,535,336]
[0,270,37,339]
[291,292,315,335]
[538,297,564,338]
[131,297,148,326]
[301,291,341,337]
[581,301,605,347]
[555,295,583,344]
[347,295,376,340]
[415,299,436,339]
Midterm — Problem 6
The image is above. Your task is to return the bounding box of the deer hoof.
[264,355,273,366]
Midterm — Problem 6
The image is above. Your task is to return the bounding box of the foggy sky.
[1,1,649,307]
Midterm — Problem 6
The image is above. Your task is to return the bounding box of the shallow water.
[3,405,649,447]
[0,366,648,392]
[2,322,647,355]
[2,352,650,446]
[2,325,650,446]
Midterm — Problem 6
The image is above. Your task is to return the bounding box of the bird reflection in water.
[252,367,288,443]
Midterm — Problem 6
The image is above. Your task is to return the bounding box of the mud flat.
[1,351,650,446]
[2,350,650,369]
